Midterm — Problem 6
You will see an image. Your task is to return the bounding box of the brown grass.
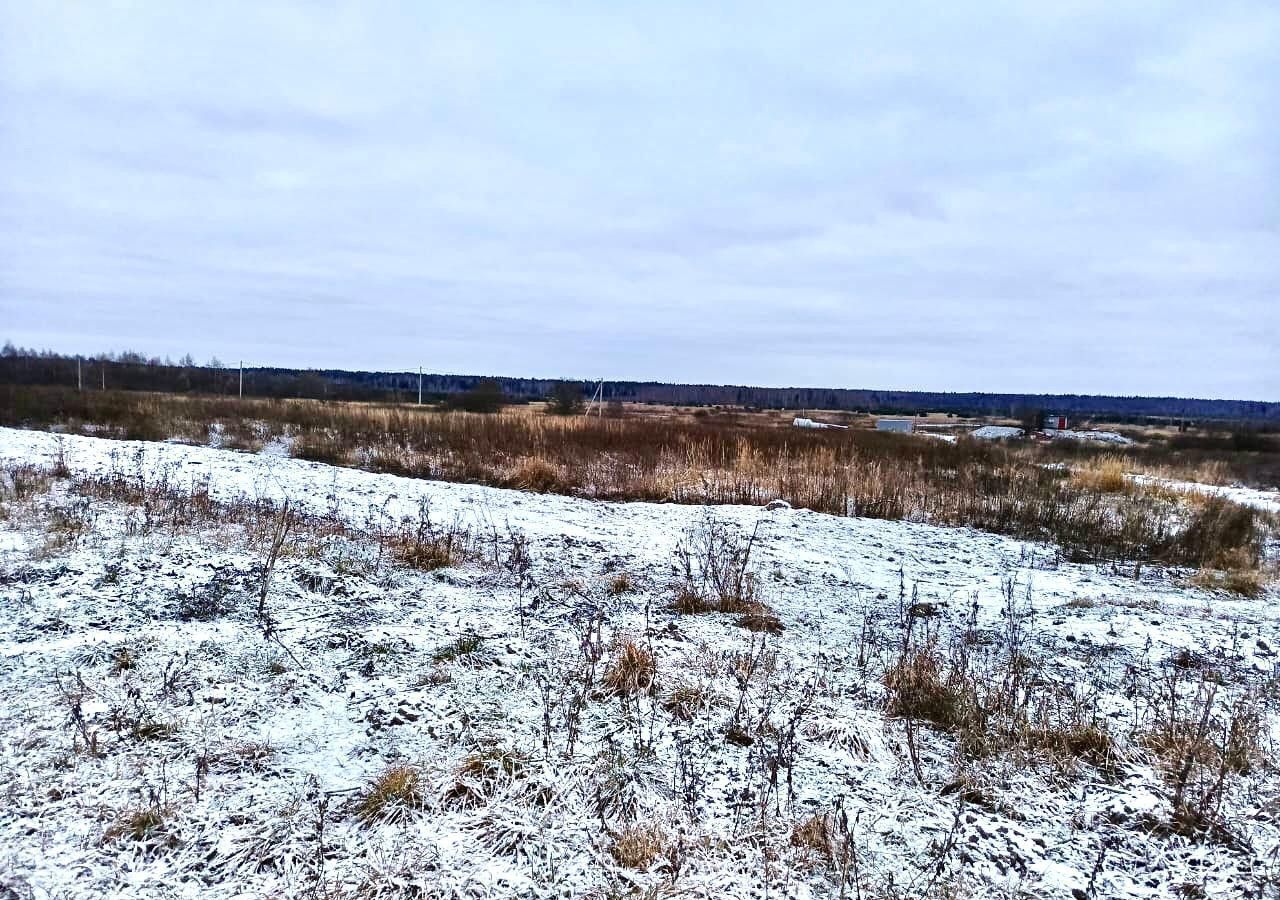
[443,748,528,809]
[3,385,1273,570]
[610,824,666,871]
[603,639,655,696]
[104,806,171,844]
[357,764,427,824]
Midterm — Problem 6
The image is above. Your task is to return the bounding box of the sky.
[1,2,1277,400]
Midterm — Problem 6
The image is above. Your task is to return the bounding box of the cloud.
[1,0,1277,399]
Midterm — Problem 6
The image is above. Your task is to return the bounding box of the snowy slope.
[0,428,1276,899]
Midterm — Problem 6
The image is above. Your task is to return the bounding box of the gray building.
[876,418,914,433]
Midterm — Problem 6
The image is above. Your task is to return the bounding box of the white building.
[876,418,914,433]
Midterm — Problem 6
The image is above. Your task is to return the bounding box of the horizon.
[2,3,1278,399]
[4,339,1276,406]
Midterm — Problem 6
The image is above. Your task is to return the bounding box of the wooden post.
[239,361,243,399]
[77,357,82,391]
[418,367,423,405]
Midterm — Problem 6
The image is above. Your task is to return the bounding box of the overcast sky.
[1,2,1277,399]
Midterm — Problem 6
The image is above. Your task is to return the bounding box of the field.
[0,393,1278,898]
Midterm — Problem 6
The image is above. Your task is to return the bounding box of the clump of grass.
[387,503,472,571]
[104,806,171,844]
[610,824,666,871]
[1070,455,1131,493]
[110,645,137,674]
[607,572,634,595]
[662,681,714,721]
[603,638,655,697]
[510,456,573,493]
[883,650,967,729]
[790,812,838,862]
[433,633,484,664]
[443,748,528,809]
[357,764,427,824]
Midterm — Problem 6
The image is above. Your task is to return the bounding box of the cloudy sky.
[1,2,1277,399]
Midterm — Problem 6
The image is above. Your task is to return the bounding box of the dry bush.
[357,764,427,824]
[1142,674,1263,839]
[443,748,528,809]
[671,516,781,633]
[610,823,666,871]
[607,572,634,595]
[387,504,472,571]
[603,638,656,696]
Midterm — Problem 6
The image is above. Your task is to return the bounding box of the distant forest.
[2,343,1277,424]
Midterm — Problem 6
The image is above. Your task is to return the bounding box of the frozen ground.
[1129,474,1280,515]
[0,428,1277,899]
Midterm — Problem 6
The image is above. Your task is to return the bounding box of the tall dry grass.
[2,386,1272,570]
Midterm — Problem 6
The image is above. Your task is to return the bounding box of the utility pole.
[101,365,105,391]
[239,361,243,399]
[77,357,82,392]
[418,367,423,405]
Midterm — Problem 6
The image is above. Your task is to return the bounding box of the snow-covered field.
[0,428,1277,899]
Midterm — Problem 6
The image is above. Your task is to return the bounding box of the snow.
[1130,474,1280,514]
[1049,429,1134,445]
[971,426,1024,440]
[0,427,1276,899]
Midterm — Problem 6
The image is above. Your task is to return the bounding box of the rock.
[765,499,791,511]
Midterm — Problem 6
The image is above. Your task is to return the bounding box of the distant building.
[1045,415,1067,431]
[876,418,914,433]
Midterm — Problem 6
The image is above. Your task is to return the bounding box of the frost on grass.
[0,430,1277,899]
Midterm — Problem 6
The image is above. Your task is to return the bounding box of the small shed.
[1045,415,1068,431]
[876,418,914,433]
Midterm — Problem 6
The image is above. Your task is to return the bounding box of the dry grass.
[357,764,427,824]
[443,748,528,809]
[104,806,171,844]
[884,650,967,729]
[790,812,839,863]
[603,638,656,696]
[662,681,715,721]
[1069,455,1131,493]
[607,572,634,595]
[610,823,666,871]
[3,386,1273,570]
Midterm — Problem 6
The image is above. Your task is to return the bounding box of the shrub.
[545,381,584,416]
[446,379,505,413]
